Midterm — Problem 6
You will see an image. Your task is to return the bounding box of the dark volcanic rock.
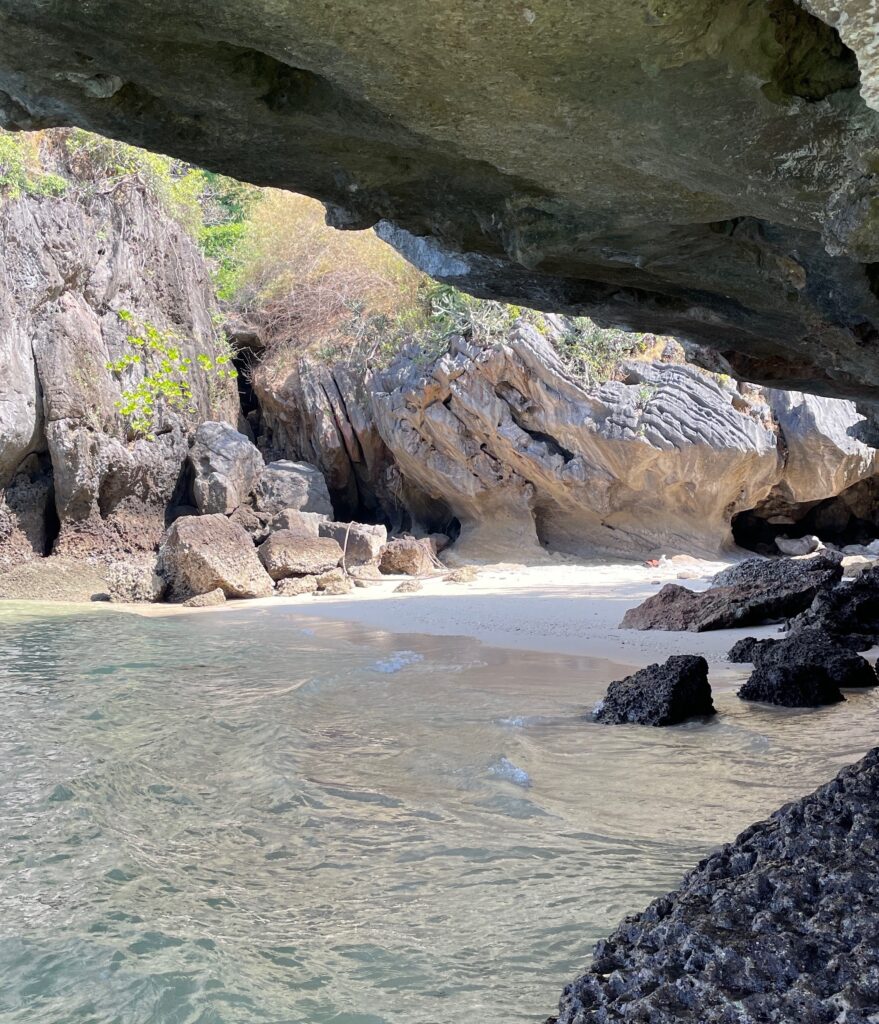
[624,556,842,631]
[553,747,879,1024]
[727,636,768,663]
[3,3,879,400]
[712,554,842,590]
[593,656,714,726]
[753,627,878,688]
[789,566,879,643]
[738,664,846,707]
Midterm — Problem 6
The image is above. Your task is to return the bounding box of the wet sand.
[136,557,783,677]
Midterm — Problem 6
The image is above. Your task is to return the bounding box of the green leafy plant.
[0,130,68,199]
[106,310,236,439]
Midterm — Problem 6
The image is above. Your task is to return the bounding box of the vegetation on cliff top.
[0,127,666,386]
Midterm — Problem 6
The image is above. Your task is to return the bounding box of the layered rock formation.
[2,1,879,398]
[254,326,879,560]
[0,156,238,568]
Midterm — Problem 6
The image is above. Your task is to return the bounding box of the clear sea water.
[1,602,876,1024]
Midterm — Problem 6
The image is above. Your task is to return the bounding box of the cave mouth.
[733,477,879,555]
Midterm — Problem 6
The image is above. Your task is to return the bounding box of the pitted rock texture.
[593,656,714,726]
[552,746,879,1024]
[620,564,839,631]
[254,461,333,517]
[789,565,879,642]
[738,663,847,706]
[319,521,387,566]
[3,1,879,399]
[158,514,274,600]
[257,532,342,581]
[749,626,878,687]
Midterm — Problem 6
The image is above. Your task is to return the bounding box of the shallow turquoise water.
[0,602,877,1024]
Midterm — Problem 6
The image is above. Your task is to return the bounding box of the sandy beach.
[131,555,783,680]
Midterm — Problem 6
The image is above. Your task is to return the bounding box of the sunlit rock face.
[1,1,879,398]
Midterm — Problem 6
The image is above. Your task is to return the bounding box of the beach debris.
[592,655,714,726]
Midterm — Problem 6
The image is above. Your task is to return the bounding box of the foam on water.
[371,650,424,674]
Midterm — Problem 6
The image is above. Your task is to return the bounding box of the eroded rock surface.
[158,514,274,600]
[552,747,879,1023]
[593,656,714,726]
[254,461,333,517]
[257,532,342,580]
[190,421,264,515]
[3,1,879,399]
[0,149,237,568]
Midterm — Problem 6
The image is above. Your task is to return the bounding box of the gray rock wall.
[0,178,238,567]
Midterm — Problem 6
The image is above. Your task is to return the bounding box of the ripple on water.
[0,603,876,1024]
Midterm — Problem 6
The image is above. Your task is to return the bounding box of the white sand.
[140,555,781,680]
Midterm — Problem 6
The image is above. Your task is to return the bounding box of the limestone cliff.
[251,325,879,560]
[2,1,879,399]
[0,142,238,569]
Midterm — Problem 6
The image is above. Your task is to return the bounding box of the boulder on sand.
[319,521,387,566]
[189,421,264,514]
[183,587,226,608]
[593,655,714,726]
[257,532,343,581]
[622,556,841,631]
[775,534,820,556]
[254,461,333,516]
[159,515,274,601]
[788,566,879,645]
[379,537,435,576]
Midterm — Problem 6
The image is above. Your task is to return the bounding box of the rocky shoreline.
[548,746,879,1024]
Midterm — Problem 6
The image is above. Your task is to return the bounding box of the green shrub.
[0,130,68,199]
[106,310,237,439]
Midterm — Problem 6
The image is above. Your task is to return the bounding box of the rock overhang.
[2,0,879,398]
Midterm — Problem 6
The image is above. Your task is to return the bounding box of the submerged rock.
[593,656,714,726]
[158,514,274,601]
[553,747,879,1023]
